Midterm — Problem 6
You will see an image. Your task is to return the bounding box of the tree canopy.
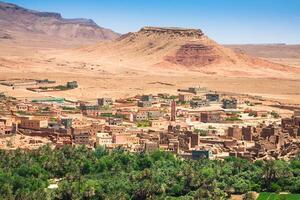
[0,145,299,199]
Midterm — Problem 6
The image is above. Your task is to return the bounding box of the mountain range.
[0,1,119,47]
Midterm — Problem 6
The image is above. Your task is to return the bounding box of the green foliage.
[61,106,76,111]
[225,116,242,121]
[0,146,299,199]
[208,125,216,129]
[100,113,123,118]
[194,129,208,136]
[257,192,300,200]
[137,120,151,127]
[54,85,68,91]
[271,111,280,119]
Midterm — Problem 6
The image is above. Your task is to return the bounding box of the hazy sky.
[5,0,300,44]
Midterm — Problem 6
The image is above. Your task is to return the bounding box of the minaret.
[171,100,176,121]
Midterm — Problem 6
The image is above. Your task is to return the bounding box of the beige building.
[20,119,48,130]
[179,93,194,102]
[73,132,92,146]
[96,132,112,146]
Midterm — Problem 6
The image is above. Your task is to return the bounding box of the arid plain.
[1,2,300,104]
[1,39,300,104]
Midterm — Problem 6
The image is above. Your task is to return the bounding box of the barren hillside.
[70,27,299,78]
[0,1,120,49]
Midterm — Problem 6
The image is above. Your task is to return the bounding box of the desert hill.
[0,1,120,48]
[72,27,299,77]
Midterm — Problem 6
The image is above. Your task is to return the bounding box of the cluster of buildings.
[0,86,299,160]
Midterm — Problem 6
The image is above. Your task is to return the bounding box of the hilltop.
[73,26,299,77]
[0,1,120,49]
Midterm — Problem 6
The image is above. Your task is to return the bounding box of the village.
[0,85,300,162]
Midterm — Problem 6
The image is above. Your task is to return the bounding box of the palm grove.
[0,145,300,199]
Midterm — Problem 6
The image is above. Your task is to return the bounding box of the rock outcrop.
[140,27,204,38]
[165,43,220,66]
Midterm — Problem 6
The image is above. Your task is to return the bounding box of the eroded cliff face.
[165,43,221,66]
[140,27,204,38]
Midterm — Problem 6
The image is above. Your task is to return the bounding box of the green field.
[257,192,300,200]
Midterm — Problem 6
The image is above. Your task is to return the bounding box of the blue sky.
[5,0,300,44]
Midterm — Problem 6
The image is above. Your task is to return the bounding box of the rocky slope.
[0,1,120,47]
[77,26,297,77]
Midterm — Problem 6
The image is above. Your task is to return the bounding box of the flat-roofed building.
[200,112,221,123]
[137,101,152,107]
[190,99,210,108]
[141,94,153,102]
[16,103,28,111]
[104,125,126,134]
[96,132,112,146]
[179,93,194,102]
[145,141,159,152]
[206,93,220,102]
[20,119,48,130]
[222,99,237,109]
[73,132,92,146]
[98,98,113,107]
[133,112,148,121]
[227,126,242,140]
[112,133,139,145]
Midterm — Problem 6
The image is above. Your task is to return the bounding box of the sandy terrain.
[0,28,299,105]
[0,52,299,104]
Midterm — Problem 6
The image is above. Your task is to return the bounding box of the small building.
[179,93,194,102]
[108,118,123,126]
[242,126,253,141]
[227,126,242,140]
[66,81,78,89]
[190,99,210,108]
[20,119,48,130]
[141,94,153,102]
[222,99,237,109]
[188,87,207,94]
[73,132,92,146]
[104,125,126,134]
[144,141,159,152]
[206,93,220,102]
[138,101,152,107]
[260,125,280,139]
[80,103,100,116]
[200,112,221,123]
[98,98,113,107]
[16,103,29,111]
[147,109,161,120]
[0,122,13,136]
[96,132,112,146]
[112,133,139,145]
[133,112,148,121]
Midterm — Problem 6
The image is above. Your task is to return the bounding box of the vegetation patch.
[257,192,300,200]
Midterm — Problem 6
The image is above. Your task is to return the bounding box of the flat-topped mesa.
[139,26,204,38]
